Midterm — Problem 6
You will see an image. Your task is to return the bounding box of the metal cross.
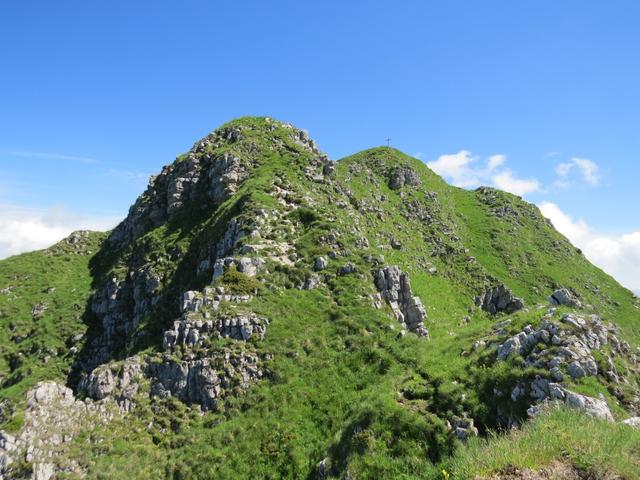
[386,138,391,147]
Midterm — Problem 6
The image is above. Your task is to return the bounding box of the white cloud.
[555,162,574,177]
[573,158,600,186]
[555,157,600,186]
[427,150,481,187]
[492,170,541,196]
[427,151,540,196]
[487,154,506,171]
[0,204,121,259]
[538,201,640,292]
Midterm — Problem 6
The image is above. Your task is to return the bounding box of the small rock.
[621,417,640,428]
[314,256,328,271]
[340,263,356,275]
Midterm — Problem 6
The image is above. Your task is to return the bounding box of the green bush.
[215,266,263,295]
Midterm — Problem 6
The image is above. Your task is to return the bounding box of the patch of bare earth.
[480,460,623,480]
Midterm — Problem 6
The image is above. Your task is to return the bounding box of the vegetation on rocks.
[0,117,638,479]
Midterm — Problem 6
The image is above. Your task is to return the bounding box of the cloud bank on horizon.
[0,204,120,259]
[538,202,640,295]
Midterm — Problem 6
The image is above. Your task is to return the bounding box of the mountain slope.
[0,232,106,421]
[0,117,638,479]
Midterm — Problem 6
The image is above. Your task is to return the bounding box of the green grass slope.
[0,118,637,479]
[0,231,105,429]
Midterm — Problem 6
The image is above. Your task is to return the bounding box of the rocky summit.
[0,117,638,479]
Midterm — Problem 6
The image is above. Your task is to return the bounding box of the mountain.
[0,117,638,479]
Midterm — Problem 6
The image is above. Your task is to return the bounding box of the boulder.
[622,417,640,428]
[549,288,582,308]
[564,391,614,421]
[567,361,587,379]
[497,333,525,360]
[302,274,321,290]
[340,263,356,275]
[314,256,328,271]
[31,302,49,319]
[476,284,524,314]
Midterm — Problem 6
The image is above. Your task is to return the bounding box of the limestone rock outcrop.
[490,308,637,426]
[149,350,264,412]
[163,312,269,350]
[389,166,420,190]
[373,266,429,337]
[0,382,115,480]
[476,284,524,314]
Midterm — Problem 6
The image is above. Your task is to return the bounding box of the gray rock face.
[166,157,201,214]
[374,266,429,337]
[107,122,272,251]
[148,276,271,412]
[0,382,115,480]
[81,278,269,414]
[149,351,263,412]
[80,265,162,374]
[214,217,247,260]
[212,256,265,280]
[80,121,319,379]
[493,309,632,426]
[564,391,614,421]
[549,288,582,308]
[180,288,253,314]
[476,284,524,314]
[163,313,269,350]
[209,152,250,204]
[83,367,116,400]
[496,313,613,379]
[389,166,420,190]
[80,356,143,412]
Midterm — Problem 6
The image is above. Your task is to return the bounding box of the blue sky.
[1,1,639,292]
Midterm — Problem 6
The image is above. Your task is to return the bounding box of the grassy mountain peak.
[0,118,638,479]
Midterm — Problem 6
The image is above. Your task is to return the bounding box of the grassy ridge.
[0,232,105,427]
[0,119,638,478]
